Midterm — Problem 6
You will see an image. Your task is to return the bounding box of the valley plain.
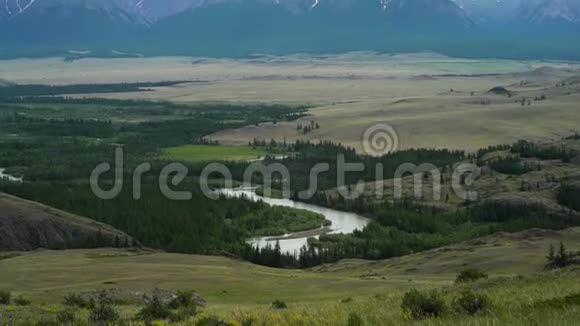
[2,53,579,151]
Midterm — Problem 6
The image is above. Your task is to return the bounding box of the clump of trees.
[511,140,576,163]
[488,157,537,175]
[296,120,320,134]
[557,184,580,211]
[476,144,511,159]
[546,242,576,269]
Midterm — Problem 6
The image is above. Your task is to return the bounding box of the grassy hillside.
[1,228,579,324]
[0,192,133,251]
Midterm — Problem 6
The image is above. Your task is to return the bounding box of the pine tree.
[274,241,282,268]
[547,244,555,263]
[556,241,570,267]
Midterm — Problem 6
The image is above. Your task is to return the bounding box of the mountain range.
[1,0,579,59]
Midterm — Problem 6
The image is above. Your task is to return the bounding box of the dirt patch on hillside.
[0,192,134,251]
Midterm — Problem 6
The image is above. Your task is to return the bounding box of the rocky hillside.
[0,192,134,251]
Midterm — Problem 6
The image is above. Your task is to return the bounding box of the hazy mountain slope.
[147,0,474,56]
[383,0,474,30]
[0,0,578,59]
[0,0,146,47]
[456,0,580,28]
[453,0,530,24]
[523,0,580,25]
[0,192,134,251]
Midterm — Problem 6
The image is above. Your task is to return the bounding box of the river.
[0,168,23,183]
[218,187,370,254]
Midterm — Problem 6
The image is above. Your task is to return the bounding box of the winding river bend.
[0,168,22,183]
[218,187,370,254]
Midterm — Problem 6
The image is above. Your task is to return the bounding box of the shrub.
[271,299,287,309]
[14,296,31,306]
[347,312,365,326]
[195,315,228,326]
[169,290,196,309]
[89,292,119,324]
[35,319,60,326]
[341,297,354,303]
[401,289,447,320]
[236,313,257,326]
[455,268,488,283]
[453,290,491,315]
[534,292,580,309]
[56,309,77,324]
[137,293,171,321]
[169,306,198,323]
[63,293,92,308]
[139,290,198,323]
[89,304,119,324]
[0,290,11,305]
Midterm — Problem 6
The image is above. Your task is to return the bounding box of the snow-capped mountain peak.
[524,0,580,24]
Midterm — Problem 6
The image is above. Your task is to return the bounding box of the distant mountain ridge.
[0,0,579,59]
[3,0,580,25]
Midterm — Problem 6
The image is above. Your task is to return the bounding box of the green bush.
[169,290,196,309]
[534,292,580,309]
[401,289,447,320]
[347,312,365,326]
[138,290,198,323]
[0,290,11,305]
[453,290,491,315]
[137,293,171,321]
[341,297,354,303]
[271,299,287,309]
[35,319,59,326]
[56,309,77,324]
[455,268,488,283]
[169,306,199,323]
[89,293,119,324]
[89,304,119,324]
[195,315,228,326]
[238,314,256,326]
[14,296,32,306]
[63,293,92,308]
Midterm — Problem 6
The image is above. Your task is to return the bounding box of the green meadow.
[162,145,267,162]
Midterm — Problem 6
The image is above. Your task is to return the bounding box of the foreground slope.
[0,192,133,251]
[0,228,579,324]
[1,227,578,304]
